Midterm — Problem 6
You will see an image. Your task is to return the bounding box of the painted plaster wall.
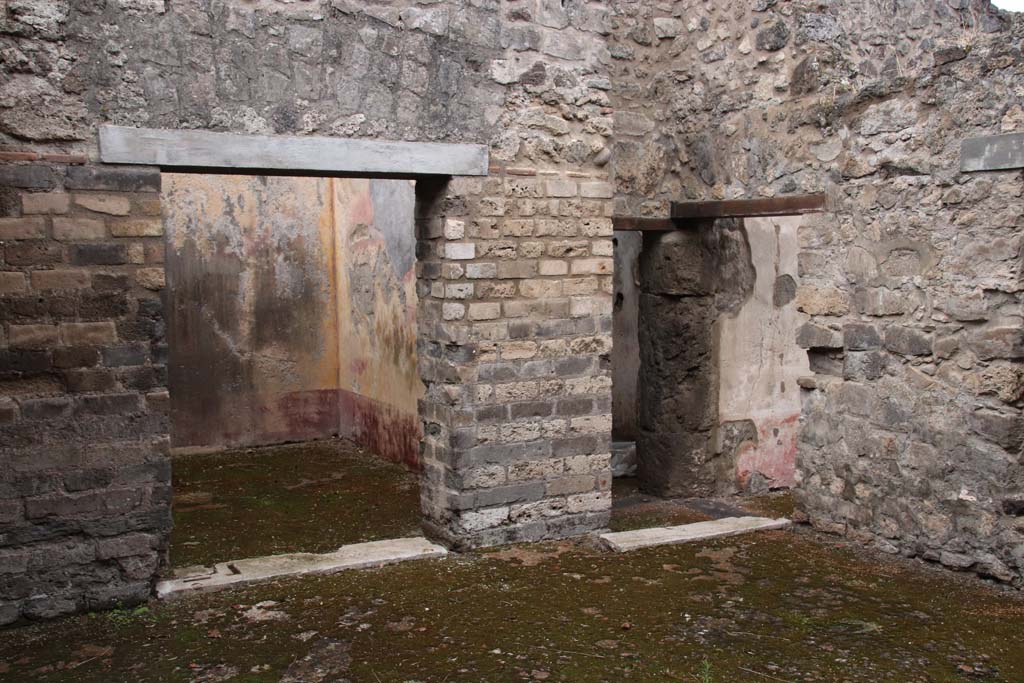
[163,174,422,466]
[333,179,422,469]
[717,216,809,493]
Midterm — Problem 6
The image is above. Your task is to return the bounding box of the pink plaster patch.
[338,389,422,470]
[735,413,798,490]
[350,191,376,226]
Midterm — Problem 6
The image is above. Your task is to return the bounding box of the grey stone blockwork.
[0,163,171,625]
[0,0,1022,628]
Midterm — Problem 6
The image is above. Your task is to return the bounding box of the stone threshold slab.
[599,517,791,552]
[156,537,448,599]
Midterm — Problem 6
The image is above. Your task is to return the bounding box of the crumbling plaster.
[717,215,809,493]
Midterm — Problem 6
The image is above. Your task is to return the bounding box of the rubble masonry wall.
[611,0,1023,583]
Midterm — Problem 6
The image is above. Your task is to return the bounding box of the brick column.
[0,160,170,625]
[416,169,614,549]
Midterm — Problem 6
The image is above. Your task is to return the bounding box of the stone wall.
[610,0,1023,583]
[608,0,1010,211]
[2,0,1021,627]
[415,166,615,549]
[0,159,170,624]
[0,0,617,622]
[796,39,1024,584]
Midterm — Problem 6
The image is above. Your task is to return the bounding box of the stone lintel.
[98,125,490,178]
[961,132,1024,172]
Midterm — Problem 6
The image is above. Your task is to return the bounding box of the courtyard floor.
[1,522,1021,681]
[608,477,795,531]
[170,439,422,569]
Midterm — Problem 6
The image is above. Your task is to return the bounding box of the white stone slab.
[962,132,1024,172]
[156,537,448,599]
[99,125,490,177]
[599,516,791,552]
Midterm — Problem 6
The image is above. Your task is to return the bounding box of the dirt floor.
[2,522,1022,682]
[608,478,797,532]
[170,439,422,568]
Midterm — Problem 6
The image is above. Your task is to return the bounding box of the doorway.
[609,210,814,528]
[161,172,424,568]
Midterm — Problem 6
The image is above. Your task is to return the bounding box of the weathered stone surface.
[156,537,448,598]
[65,167,161,193]
[0,0,1021,625]
[796,323,840,349]
[636,431,713,498]
[602,516,791,552]
[883,326,932,357]
[0,76,88,141]
[795,13,842,44]
[797,285,850,316]
[639,230,710,296]
[73,194,132,216]
[0,156,172,625]
[756,21,790,52]
[968,327,1024,360]
[0,165,56,189]
[843,323,880,351]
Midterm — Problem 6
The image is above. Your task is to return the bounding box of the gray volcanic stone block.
[64,166,161,193]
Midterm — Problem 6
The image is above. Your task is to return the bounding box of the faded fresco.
[163,174,422,467]
[717,216,809,492]
[333,179,422,470]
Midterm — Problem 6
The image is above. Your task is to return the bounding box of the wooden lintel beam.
[670,193,827,219]
[611,216,683,232]
[615,194,828,232]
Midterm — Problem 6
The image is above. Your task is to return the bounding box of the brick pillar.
[415,170,614,549]
[0,160,170,625]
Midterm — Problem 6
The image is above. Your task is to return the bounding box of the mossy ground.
[609,478,712,531]
[170,439,422,568]
[2,527,1021,682]
[739,490,798,519]
[2,457,1020,681]
[608,478,794,531]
